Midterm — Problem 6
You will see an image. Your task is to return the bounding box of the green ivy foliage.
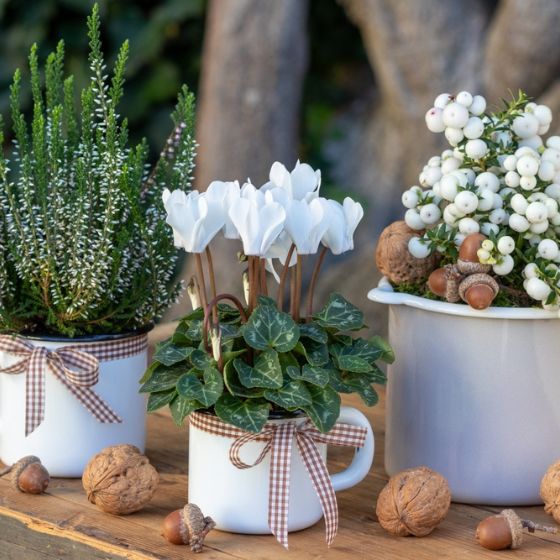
[141,295,393,433]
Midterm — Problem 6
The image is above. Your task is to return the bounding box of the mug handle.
[330,406,375,492]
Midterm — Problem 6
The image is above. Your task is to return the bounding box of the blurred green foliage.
[0,0,367,182]
[0,0,205,157]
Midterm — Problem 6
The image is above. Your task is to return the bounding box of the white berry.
[465,139,488,159]
[489,208,508,224]
[425,107,446,133]
[546,136,560,151]
[493,255,514,276]
[419,203,442,225]
[454,190,479,214]
[445,127,464,146]
[434,93,451,109]
[440,175,459,201]
[469,95,486,116]
[517,156,539,177]
[458,217,480,235]
[481,222,499,236]
[475,171,500,192]
[404,209,425,230]
[538,239,559,260]
[456,91,473,107]
[545,183,560,200]
[512,113,539,139]
[505,171,521,188]
[509,213,530,232]
[526,277,551,301]
[510,193,529,214]
[477,189,495,211]
[524,263,539,278]
[443,102,470,128]
[538,161,556,182]
[402,190,419,209]
[503,155,518,172]
[526,201,548,223]
[463,117,484,139]
[408,237,431,258]
[534,105,553,125]
[520,175,537,191]
[530,220,549,234]
[497,236,515,255]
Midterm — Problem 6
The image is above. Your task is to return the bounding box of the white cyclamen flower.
[205,180,241,239]
[262,160,321,202]
[284,198,329,255]
[229,190,286,256]
[321,197,364,255]
[162,189,225,253]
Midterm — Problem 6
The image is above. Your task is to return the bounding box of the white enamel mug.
[0,333,148,477]
[188,406,374,534]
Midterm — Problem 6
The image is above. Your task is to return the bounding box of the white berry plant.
[403,90,560,309]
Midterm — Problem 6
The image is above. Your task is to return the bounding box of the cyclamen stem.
[294,254,303,322]
[290,266,297,319]
[276,244,296,311]
[260,259,268,296]
[195,253,208,313]
[306,246,328,322]
[205,247,218,324]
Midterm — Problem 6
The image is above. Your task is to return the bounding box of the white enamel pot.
[188,406,374,534]
[369,278,560,505]
[0,332,148,477]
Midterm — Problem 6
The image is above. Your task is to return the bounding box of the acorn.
[428,264,464,302]
[162,503,216,553]
[457,233,491,274]
[476,509,557,550]
[0,456,50,494]
[458,273,499,310]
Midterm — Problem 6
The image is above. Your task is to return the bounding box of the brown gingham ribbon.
[0,334,148,436]
[190,411,368,549]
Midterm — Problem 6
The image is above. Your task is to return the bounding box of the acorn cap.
[501,509,524,549]
[459,273,499,302]
[443,264,464,303]
[456,259,492,275]
[10,456,41,490]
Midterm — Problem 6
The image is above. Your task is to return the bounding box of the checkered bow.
[190,412,368,549]
[0,334,147,436]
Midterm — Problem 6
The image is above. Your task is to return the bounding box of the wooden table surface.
[1,390,560,560]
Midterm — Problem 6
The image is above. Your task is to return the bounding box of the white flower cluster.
[402,90,560,309]
[163,161,363,278]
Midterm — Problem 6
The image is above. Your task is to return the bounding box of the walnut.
[375,221,438,284]
[541,459,560,523]
[82,444,159,515]
[162,503,216,552]
[375,466,451,536]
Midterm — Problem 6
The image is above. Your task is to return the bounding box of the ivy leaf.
[139,360,159,384]
[313,293,364,332]
[264,380,312,409]
[140,365,186,393]
[369,335,394,364]
[294,339,329,367]
[190,349,214,369]
[147,389,176,412]
[299,322,328,344]
[169,395,204,426]
[234,349,283,389]
[214,394,270,433]
[176,367,224,407]
[257,295,276,307]
[241,304,300,352]
[153,341,195,366]
[302,386,341,433]
[287,364,329,387]
[223,360,265,398]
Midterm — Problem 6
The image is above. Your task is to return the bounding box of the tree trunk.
[168,0,309,320]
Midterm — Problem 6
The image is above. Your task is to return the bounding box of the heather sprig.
[0,4,196,336]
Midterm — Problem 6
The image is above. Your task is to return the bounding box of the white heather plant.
[402,90,560,309]
[0,5,196,336]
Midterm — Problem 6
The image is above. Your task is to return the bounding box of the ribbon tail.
[48,362,122,424]
[297,434,339,547]
[268,423,295,549]
[26,348,48,436]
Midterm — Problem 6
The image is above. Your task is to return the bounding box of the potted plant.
[142,162,391,547]
[370,90,560,505]
[0,5,196,477]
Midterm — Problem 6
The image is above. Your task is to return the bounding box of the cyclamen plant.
[141,161,392,434]
[0,5,196,336]
[401,90,560,308]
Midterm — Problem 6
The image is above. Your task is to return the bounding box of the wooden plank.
[1,391,560,559]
